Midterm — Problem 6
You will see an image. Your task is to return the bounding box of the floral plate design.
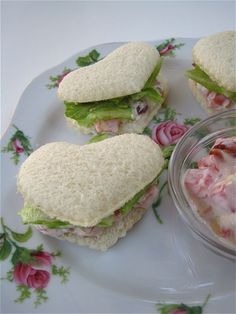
[1,39,236,313]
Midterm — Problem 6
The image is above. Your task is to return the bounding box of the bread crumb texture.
[57,42,160,102]
[17,134,164,227]
[193,31,236,91]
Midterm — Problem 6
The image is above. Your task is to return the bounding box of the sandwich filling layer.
[186,65,236,112]
[64,59,166,134]
[19,181,159,239]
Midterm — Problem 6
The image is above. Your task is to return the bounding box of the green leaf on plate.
[184,117,201,126]
[162,145,176,160]
[0,239,12,261]
[34,289,48,308]
[163,107,178,121]
[10,226,33,243]
[51,264,70,284]
[89,49,100,62]
[142,126,152,136]
[11,248,23,265]
[152,181,167,224]
[35,244,44,252]
[11,247,35,265]
[76,49,101,67]
[15,285,31,304]
[5,269,14,282]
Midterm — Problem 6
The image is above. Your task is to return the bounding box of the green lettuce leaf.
[144,57,163,88]
[99,178,159,221]
[97,215,115,227]
[65,99,133,128]
[18,206,71,229]
[87,133,109,144]
[18,206,116,229]
[131,87,163,104]
[19,205,49,223]
[64,59,164,128]
[28,220,71,229]
[120,188,146,215]
[186,65,236,101]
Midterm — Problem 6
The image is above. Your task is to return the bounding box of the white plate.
[1,39,236,314]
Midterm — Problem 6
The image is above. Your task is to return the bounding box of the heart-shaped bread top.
[17,134,164,227]
[57,42,160,103]
[193,31,236,91]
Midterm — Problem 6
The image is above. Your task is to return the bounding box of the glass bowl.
[168,109,236,261]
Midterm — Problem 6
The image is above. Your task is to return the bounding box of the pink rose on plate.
[13,263,50,289]
[27,268,50,289]
[12,139,24,154]
[159,43,174,56]
[31,251,53,267]
[57,69,71,86]
[170,310,187,314]
[13,263,32,286]
[152,121,188,146]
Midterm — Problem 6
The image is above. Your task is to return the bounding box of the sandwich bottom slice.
[37,207,146,251]
[188,79,236,115]
[65,74,168,135]
[19,182,159,251]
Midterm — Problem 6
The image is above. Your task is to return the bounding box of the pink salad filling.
[95,119,121,133]
[94,79,164,134]
[36,184,159,239]
[196,83,232,111]
[184,137,236,245]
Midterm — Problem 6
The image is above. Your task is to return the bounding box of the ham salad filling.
[94,79,165,134]
[35,184,159,239]
[184,137,236,245]
[196,83,233,112]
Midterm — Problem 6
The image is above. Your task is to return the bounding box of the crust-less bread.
[57,42,160,103]
[65,74,168,135]
[188,79,236,115]
[50,207,146,251]
[17,134,164,227]
[192,31,236,92]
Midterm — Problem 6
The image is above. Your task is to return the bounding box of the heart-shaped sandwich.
[17,134,164,251]
[186,31,236,115]
[58,42,168,135]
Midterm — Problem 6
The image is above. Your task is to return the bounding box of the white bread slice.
[65,74,168,135]
[192,31,236,92]
[17,134,164,227]
[188,79,236,115]
[57,42,160,103]
[48,207,146,251]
